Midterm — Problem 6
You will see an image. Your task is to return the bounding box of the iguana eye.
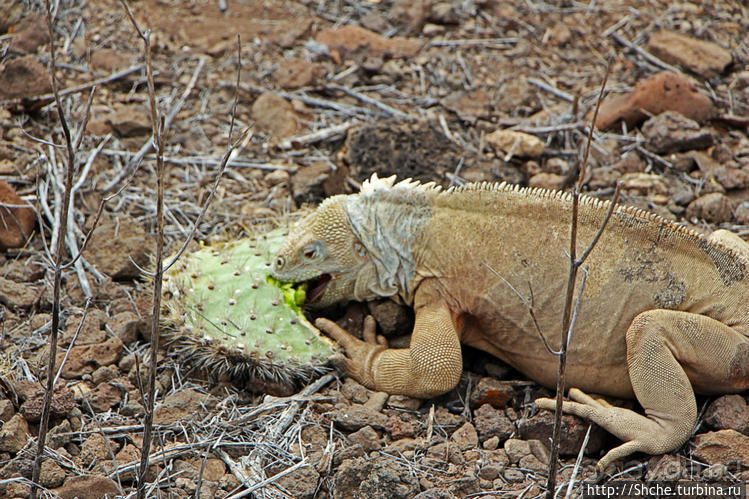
[353,241,367,258]
[302,243,321,261]
[275,256,285,269]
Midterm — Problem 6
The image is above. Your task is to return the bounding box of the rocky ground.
[1,0,749,497]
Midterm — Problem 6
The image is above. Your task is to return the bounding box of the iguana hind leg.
[537,309,749,472]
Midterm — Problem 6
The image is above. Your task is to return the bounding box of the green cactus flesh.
[163,227,334,393]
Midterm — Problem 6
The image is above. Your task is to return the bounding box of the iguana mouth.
[307,274,332,303]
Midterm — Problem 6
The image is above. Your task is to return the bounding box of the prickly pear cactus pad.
[162,227,335,395]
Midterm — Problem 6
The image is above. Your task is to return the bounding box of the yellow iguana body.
[271,175,749,471]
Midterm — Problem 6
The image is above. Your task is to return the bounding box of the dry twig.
[544,61,618,498]
[29,2,89,496]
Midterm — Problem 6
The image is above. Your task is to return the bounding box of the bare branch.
[544,59,615,499]
[30,2,77,496]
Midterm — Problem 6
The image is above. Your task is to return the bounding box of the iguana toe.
[568,388,615,409]
[315,317,387,389]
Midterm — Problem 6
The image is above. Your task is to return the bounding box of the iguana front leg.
[316,301,463,398]
[537,309,749,472]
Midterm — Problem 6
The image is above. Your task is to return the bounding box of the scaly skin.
[272,175,749,471]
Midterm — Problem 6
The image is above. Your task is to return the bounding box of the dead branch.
[1,64,144,112]
[544,60,614,499]
[325,84,415,120]
[114,2,166,496]
[610,32,680,74]
[30,2,78,496]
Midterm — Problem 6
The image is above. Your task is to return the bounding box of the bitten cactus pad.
[162,227,334,394]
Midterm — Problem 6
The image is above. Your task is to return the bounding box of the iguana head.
[272,175,430,308]
[272,196,372,308]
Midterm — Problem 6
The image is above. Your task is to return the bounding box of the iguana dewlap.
[271,175,749,471]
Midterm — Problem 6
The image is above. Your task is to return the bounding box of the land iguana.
[271,175,749,471]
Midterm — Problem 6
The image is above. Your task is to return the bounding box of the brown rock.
[387,394,422,411]
[78,433,110,466]
[58,336,124,378]
[361,12,389,34]
[704,395,749,436]
[85,117,113,136]
[40,459,65,489]
[546,22,572,46]
[0,55,50,99]
[595,72,715,131]
[0,1,26,33]
[619,172,670,198]
[391,0,431,34]
[367,299,413,336]
[251,93,299,139]
[529,172,568,190]
[84,215,149,279]
[519,409,605,455]
[107,104,151,137]
[429,2,461,25]
[114,443,140,481]
[20,386,76,422]
[692,430,749,467]
[441,89,492,122]
[340,377,372,404]
[2,258,44,282]
[344,122,463,183]
[504,438,549,465]
[648,30,732,79]
[0,180,35,250]
[47,420,72,449]
[348,425,383,452]
[486,129,544,158]
[543,157,573,177]
[63,312,106,346]
[275,465,320,499]
[645,454,685,481]
[473,403,514,443]
[87,382,122,413]
[735,203,749,225]
[426,441,464,465]
[414,487,458,499]
[496,76,540,116]
[91,366,118,385]
[90,48,131,73]
[691,152,749,191]
[0,276,37,308]
[0,414,29,453]
[275,57,321,89]
[0,399,14,423]
[330,404,389,432]
[201,458,226,482]
[334,456,420,498]
[642,111,713,154]
[450,422,479,451]
[385,414,417,439]
[154,388,217,424]
[469,377,514,409]
[315,25,422,64]
[291,161,349,204]
[478,449,509,481]
[8,14,50,54]
[685,192,733,223]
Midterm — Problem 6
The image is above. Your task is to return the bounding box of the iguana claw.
[315,316,388,389]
